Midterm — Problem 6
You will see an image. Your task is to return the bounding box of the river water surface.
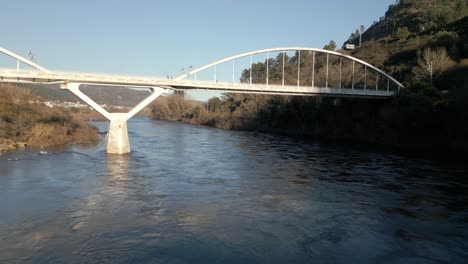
[0,118,467,263]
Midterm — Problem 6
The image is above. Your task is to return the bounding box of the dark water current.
[0,118,467,263]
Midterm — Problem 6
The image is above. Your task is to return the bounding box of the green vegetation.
[357,0,468,43]
[151,82,468,154]
[0,83,99,150]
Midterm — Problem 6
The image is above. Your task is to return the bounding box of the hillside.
[361,0,468,43]
[346,0,468,87]
[20,83,151,107]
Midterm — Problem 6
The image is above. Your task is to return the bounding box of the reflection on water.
[106,154,130,180]
[0,118,467,263]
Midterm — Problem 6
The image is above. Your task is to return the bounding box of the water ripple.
[0,118,467,263]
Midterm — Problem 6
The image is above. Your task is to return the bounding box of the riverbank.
[0,83,100,151]
[149,87,468,158]
[0,138,27,153]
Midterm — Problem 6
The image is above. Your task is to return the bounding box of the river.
[0,117,467,263]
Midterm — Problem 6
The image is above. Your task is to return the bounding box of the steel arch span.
[0,47,50,73]
[175,47,404,91]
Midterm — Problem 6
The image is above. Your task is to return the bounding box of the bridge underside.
[168,82,393,98]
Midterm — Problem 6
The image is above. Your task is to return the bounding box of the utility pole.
[359,25,365,48]
[359,32,362,48]
[429,60,433,85]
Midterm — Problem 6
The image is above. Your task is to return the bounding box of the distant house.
[44,101,54,108]
[344,44,356,50]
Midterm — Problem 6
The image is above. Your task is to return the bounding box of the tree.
[429,31,459,50]
[173,90,185,98]
[413,47,454,83]
[191,106,201,119]
[395,27,410,40]
[207,97,223,112]
[323,40,336,51]
[360,25,365,34]
[455,0,468,18]
[151,98,171,119]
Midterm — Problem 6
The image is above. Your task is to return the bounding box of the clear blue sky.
[2,0,394,100]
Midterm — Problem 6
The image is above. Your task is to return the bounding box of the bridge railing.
[176,47,404,93]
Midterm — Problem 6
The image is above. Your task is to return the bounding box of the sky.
[2,0,395,101]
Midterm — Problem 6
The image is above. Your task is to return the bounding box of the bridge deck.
[0,69,394,98]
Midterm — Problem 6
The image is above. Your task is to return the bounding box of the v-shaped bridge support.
[63,83,167,154]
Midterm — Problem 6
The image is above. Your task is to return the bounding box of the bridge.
[0,47,404,154]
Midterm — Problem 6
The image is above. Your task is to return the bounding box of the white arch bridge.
[0,47,404,154]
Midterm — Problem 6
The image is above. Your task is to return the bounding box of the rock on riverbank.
[0,138,27,153]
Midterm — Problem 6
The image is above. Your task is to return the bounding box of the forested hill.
[346,0,468,87]
[360,0,468,42]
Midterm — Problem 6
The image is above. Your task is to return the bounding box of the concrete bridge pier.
[62,82,167,154]
[107,113,130,154]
